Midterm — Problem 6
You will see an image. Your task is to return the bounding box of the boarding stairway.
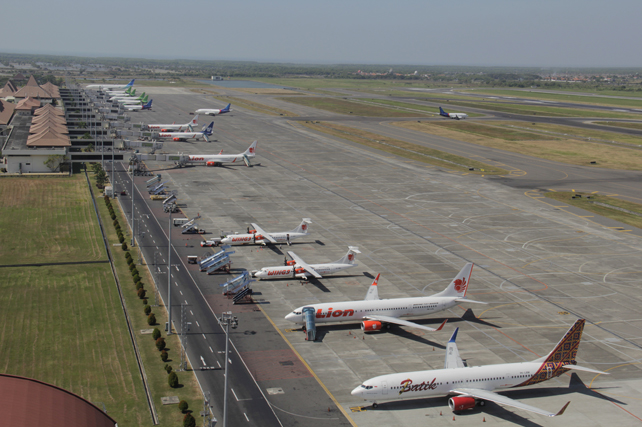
[181,214,202,234]
[220,271,253,296]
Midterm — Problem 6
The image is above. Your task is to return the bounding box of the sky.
[1,0,641,68]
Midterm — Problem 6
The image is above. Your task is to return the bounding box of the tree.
[148,313,156,326]
[44,155,66,172]
[168,371,179,388]
[137,288,146,299]
[178,400,189,413]
[165,364,173,374]
[136,281,144,290]
[95,169,107,186]
[183,413,195,427]
[152,328,161,340]
[160,349,168,362]
[121,242,128,251]
[155,337,166,351]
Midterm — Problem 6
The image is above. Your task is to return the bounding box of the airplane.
[285,263,484,333]
[220,218,311,246]
[123,100,153,111]
[352,319,608,418]
[106,87,134,97]
[148,115,199,132]
[194,103,231,116]
[109,89,139,101]
[157,121,214,142]
[182,140,257,167]
[439,106,468,120]
[117,93,147,104]
[86,79,135,90]
[253,246,360,280]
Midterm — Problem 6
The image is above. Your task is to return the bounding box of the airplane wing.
[450,388,570,417]
[454,298,488,304]
[287,251,322,278]
[444,328,465,369]
[250,223,277,244]
[364,315,447,333]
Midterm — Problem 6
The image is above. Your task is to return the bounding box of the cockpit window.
[360,385,373,390]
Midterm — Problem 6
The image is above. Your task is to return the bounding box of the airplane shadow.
[315,240,325,246]
[362,272,376,279]
[451,309,501,329]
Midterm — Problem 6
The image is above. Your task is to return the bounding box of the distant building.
[211,76,223,81]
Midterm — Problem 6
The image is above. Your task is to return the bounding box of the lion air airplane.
[352,319,607,417]
[148,115,199,132]
[157,121,214,142]
[439,106,468,120]
[253,246,360,280]
[195,103,231,116]
[285,263,484,333]
[184,141,257,167]
[220,218,311,246]
[87,79,135,90]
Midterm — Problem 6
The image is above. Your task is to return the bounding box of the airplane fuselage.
[221,231,308,246]
[187,154,247,165]
[157,132,206,141]
[254,262,355,279]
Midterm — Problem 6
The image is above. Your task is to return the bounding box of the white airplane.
[117,93,146,104]
[195,103,231,116]
[352,319,607,418]
[123,100,153,111]
[439,106,468,120]
[110,91,140,101]
[220,218,311,246]
[86,79,135,90]
[157,122,214,142]
[148,115,199,132]
[253,246,360,280]
[285,263,483,333]
[106,88,135,97]
[182,140,257,167]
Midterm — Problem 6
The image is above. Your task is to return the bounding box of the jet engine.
[448,396,476,412]
[161,128,169,132]
[361,320,383,332]
[206,161,218,167]
[173,137,181,141]
[286,260,296,266]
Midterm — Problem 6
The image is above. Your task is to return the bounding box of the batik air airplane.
[86,79,135,90]
[123,100,152,111]
[157,121,214,142]
[194,103,231,116]
[183,140,257,167]
[253,246,360,280]
[147,115,199,132]
[220,219,311,246]
[439,106,468,120]
[285,263,484,333]
[352,319,607,417]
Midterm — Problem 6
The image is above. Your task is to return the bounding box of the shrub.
[142,298,148,305]
[155,337,166,351]
[103,195,109,203]
[122,242,128,251]
[136,281,144,290]
[129,263,136,271]
[118,235,125,244]
[165,364,173,374]
[125,252,132,260]
[178,400,189,413]
[183,413,195,427]
[133,274,141,283]
[144,305,151,315]
[113,219,119,227]
[152,328,161,340]
[148,313,156,326]
[111,214,116,221]
[137,288,146,299]
[160,349,168,362]
[168,371,179,388]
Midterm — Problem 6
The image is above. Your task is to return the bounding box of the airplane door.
[382,381,388,395]
[546,365,553,379]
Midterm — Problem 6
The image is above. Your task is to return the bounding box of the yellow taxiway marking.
[548,189,557,192]
[580,215,594,218]
[553,205,569,208]
[350,406,367,412]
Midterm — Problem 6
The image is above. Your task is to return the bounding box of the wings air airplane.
[183,140,257,167]
[123,100,153,111]
[285,263,484,333]
[86,79,135,90]
[148,115,199,132]
[439,106,468,120]
[220,218,311,246]
[352,319,607,417]
[253,246,360,280]
[194,103,231,116]
[157,121,214,142]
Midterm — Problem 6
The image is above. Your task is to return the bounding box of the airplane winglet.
[449,327,459,343]
[372,273,380,285]
[553,401,571,417]
[435,319,448,331]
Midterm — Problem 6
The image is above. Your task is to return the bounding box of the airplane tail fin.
[130,89,136,96]
[244,140,258,157]
[534,319,585,365]
[335,246,360,265]
[203,121,214,135]
[363,273,381,301]
[290,218,312,234]
[439,106,448,116]
[434,263,473,298]
[143,100,152,109]
[191,115,199,125]
[222,103,231,113]
[126,79,135,87]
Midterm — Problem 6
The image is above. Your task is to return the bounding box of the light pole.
[167,210,172,335]
[219,311,238,427]
[131,166,135,247]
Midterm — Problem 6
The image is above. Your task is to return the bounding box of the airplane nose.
[254,270,266,279]
[351,386,362,397]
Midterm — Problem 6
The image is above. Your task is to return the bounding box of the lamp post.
[219,312,238,427]
[131,167,135,247]
[167,210,172,335]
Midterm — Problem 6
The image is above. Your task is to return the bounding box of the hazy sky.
[1,0,640,67]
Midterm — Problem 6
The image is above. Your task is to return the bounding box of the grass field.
[299,121,507,174]
[247,77,438,91]
[206,93,298,116]
[430,121,559,141]
[362,98,485,117]
[391,121,642,170]
[593,121,642,131]
[544,192,642,230]
[462,89,642,109]
[277,96,423,117]
[0,177,106,265]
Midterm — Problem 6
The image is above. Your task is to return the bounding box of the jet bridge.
[302,306,317,341]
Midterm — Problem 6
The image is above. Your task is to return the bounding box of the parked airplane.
[157,121,214,142]
[123,100,153,111]
[87,79,135,90]
[117,93,147,104]
[106,87,134,97]
[182,140,257,167]
[194,103,231,116]
[148,115,199,132]
[253,246,360,280]
[285,263,483,333]
[220,218,311,246]
[439,106,468,120]
[109,90,139,101]
[352,319,606,417]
